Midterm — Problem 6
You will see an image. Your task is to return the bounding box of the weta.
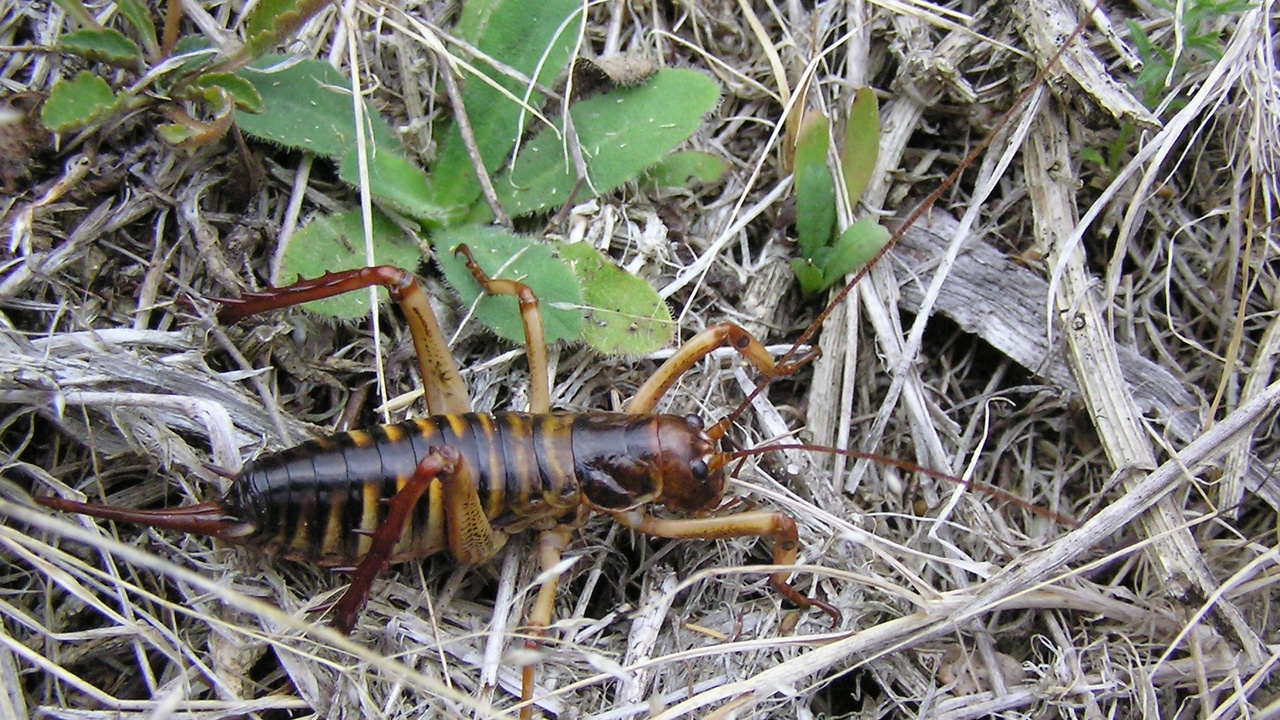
[35,246,847,718]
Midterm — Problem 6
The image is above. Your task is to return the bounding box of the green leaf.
[234,56,402,160]
[337,148,451,226]
[50,0,100,31]
[432,227,584,344]
[277,208,424,318]
[840,87,879,206]
[429,0,581,213]
[57,28,144,70]
[793,111,834,259]
[790,258,824,296]
[820,217,890,291]
[242,0,336,60]
[496,69,721,217]
[41,72,120,132]
[194,73,264,113]
[453,0,503,43]
[642,150,728,188]
[557,242,673,355]
[115,0,159,57]
[1079,147,1105,169]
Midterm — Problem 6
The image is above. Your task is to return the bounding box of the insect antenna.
[724,443,1080,529]
[711,8,1100,507]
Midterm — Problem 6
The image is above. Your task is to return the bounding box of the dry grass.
[2,1,1279,718]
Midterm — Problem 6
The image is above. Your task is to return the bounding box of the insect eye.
[690,459,709,479]
[685,413,704,430]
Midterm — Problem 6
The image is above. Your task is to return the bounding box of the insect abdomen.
[224,413,587,565]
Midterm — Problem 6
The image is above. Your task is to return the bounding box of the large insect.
[29,249,1081,716]
[34,246,853,717]
[17,2,1208,712]
[25,59,1087,720]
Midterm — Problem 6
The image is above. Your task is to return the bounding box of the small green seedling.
[40,0,322,140]
[1084,0,1251,178]
[790,87,890,295]
[1126,0,1254,109]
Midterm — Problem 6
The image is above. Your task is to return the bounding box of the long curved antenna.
[726,443,1080,529]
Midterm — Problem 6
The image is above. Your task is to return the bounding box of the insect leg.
[439,449,506,565]
[610,508,842,625]
[329,446,462,634]
[626,323,819,418]
[453,244,549,413]
[520,522,577,720]
[215,266,472,415]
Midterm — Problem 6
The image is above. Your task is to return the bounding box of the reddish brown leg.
[519,523,577,720]
[454,244,550,413]
[330,447,461,634]
[627,322,819,427]
[330,444,509,634]
[216,266,472,416]
[610,508,841,626]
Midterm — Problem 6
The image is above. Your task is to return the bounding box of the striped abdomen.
[221,412,701,566]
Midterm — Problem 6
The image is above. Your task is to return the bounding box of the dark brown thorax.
[570,413,721,513]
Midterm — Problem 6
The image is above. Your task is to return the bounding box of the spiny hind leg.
[453,244,550,413]
[215,265,472,415]
[439,448,505,565]
[609,508,841,626]
[330,447,461,634]
[330,445,503,634]
[627,323,819,420]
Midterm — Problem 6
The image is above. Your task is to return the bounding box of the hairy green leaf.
[557,242,673,355]
[433,227,583,344]
[57,29,143,70]
[429,0,580,213]
[337,149,450,226]
[235,56,401,160]
[643,150,728,189]
[496,69,720,217]
[41,72,120,132]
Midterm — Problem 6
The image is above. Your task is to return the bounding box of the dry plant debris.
[2,1,1279,718]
